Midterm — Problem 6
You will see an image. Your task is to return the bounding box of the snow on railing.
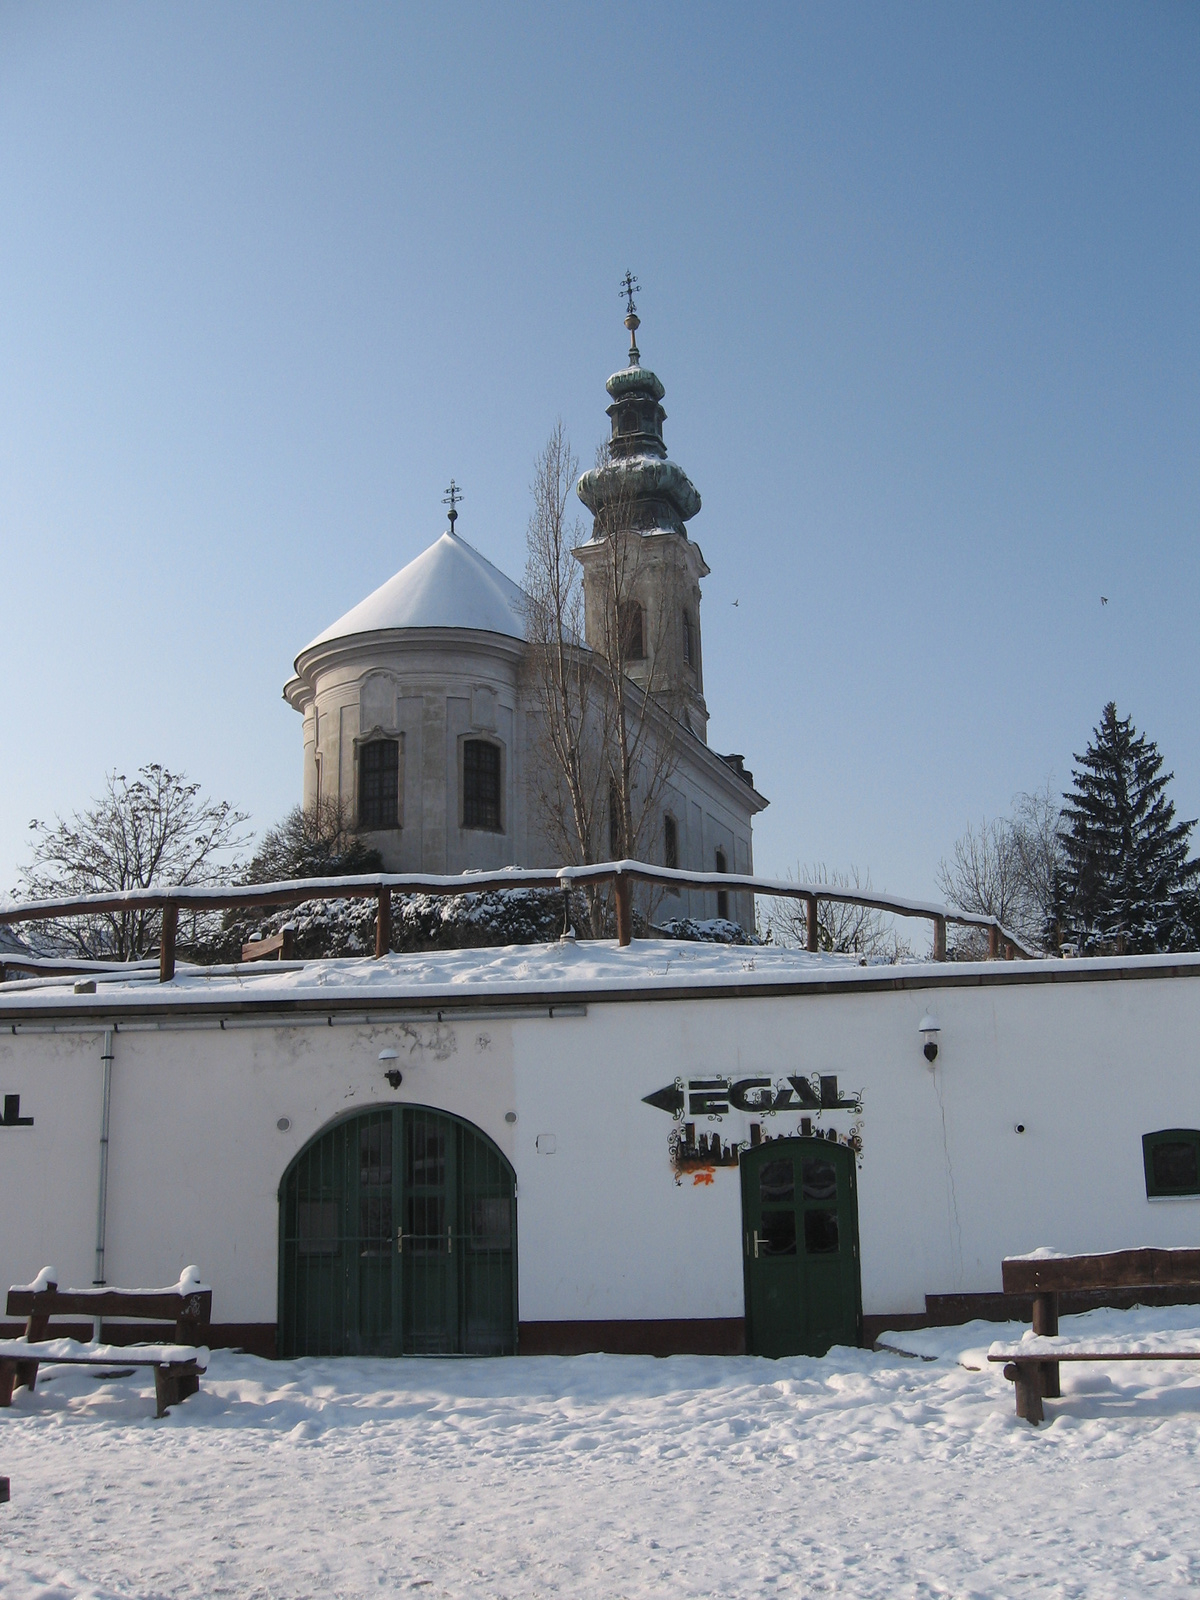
[0,860,1033,980]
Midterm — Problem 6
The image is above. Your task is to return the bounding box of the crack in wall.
[932,1066,964,1284]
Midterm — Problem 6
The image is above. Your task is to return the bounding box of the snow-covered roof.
[302,532,527,654]
[3,940,1196,1020]
[0,940,854,1015]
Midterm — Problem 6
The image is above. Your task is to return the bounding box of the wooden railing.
[0,860,1033,981]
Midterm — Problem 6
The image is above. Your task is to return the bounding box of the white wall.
[3,968,1200,1329]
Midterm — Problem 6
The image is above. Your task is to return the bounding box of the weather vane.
[443,479,463,533]
[620,271,641,364]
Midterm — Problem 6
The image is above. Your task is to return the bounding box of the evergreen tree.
[1056,703,1200,954]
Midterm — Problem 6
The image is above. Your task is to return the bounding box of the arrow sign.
[642,1084,685,1117]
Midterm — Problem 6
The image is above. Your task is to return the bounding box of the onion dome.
[576,292,701,537]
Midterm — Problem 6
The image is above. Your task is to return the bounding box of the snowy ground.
[4,1305,1200,1599]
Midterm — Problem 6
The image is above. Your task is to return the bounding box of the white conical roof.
[303,532,528,652]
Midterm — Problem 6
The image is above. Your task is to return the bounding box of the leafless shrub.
[763,864,915,962]
[15,764,249,959]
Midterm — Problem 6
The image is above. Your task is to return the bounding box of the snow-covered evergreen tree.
[1056,703,1200,954]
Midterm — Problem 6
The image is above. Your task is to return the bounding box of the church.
[283,301,767,929]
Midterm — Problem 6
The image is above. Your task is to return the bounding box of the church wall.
[3,966,1200,1348]
[653,752,758,930]
[295,634,527,874]
[291,624,760,934]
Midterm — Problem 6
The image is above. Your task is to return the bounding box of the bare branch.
[14,765,250,960]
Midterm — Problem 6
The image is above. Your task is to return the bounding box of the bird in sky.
[731,598,739,607]
[1101,596,1108,606]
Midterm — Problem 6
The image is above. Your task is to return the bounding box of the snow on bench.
[992,1248,1200,1424]
[2,1267,212,1417]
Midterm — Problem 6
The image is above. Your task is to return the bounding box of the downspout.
[94,1029,113,1291]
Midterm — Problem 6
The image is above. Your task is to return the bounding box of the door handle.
[396,1226,403,1254]
[753,1230,761,1259]
[447,1224,453,1255]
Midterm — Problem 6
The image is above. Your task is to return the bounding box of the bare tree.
[1011,781,1066,947]
[244,798,383,884]
[936,818,1026,925]
[522,426,684,932]
[764,864,914,961]
[16,764,250,959]
[937,783,1065,954]
[585,441,683,873]
[520,422,610,934]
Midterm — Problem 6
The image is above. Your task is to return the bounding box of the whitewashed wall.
[2,968,1199,1330]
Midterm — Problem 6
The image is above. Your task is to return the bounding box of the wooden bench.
[987,1248,1200,1424]
[1,1267,211,1418]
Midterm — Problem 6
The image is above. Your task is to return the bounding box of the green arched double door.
[278,1106,517,1358]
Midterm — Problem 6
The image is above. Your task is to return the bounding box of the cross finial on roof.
[442,479,463,533]
[620,271,641,365]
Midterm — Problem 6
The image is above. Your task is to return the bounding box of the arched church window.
[682,610,694,667]
[463,740,502,832]
[359,739,400,830]
[715,847,729,922]
[664,814,678,871]
[619,602,646,661]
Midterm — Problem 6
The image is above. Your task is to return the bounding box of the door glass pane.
[1152,1141,1199,1192]
[761,1211,797,1255]
[298,1200,339,1254]
[804,1208,839,1254]
[410,1120,446,1185]
[802,1158,837,1201]
[407,1193,446,1248]
[359,1192,392,1255]
[471,1196,513,1251]
[359,1121,392,1186]
[759,1159,794,1204]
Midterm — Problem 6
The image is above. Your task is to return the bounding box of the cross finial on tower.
[442,479,463,533]
[619,271,641,365]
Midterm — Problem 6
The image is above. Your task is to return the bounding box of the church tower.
[575,282,711,742]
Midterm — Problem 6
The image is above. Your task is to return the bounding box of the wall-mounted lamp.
[918,1014,941,1064]
[379,1047,402,1089]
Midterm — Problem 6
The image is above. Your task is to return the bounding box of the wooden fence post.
[375,887,391,959]
[988,924,999,959]
[614,874,632,947]
[159,902,178,983]
[1032,1290,1060,1399]
[932,914,947,962]
[803,894,818,953]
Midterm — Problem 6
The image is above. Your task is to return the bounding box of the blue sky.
[2,2,1197,905]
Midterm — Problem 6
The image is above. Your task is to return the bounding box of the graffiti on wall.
[642,1074,864,1186]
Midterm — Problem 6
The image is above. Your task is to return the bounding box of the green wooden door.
[741,1138,861,1358]
[279,1107,517,1358]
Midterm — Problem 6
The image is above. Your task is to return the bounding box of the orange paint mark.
[692,1169,715,1186]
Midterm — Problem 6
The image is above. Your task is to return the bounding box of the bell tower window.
[683,610,694,667]
[619,602,646,661]
[715,848,729,921]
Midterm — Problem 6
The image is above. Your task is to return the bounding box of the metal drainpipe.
[94,1029,114,1302]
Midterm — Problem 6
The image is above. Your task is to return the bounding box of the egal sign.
[642,1073,864,1185]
